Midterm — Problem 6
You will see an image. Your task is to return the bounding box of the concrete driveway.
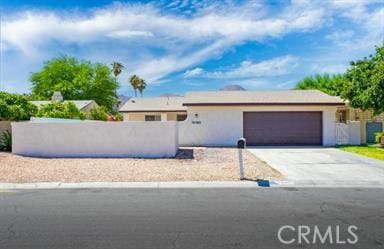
[248,147,384,186]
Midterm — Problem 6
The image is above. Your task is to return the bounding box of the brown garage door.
[243,112,322,146]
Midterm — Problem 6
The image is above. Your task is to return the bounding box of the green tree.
[30,56,119,111]
[111,62,124,79]
[0,91,37,121]
[111,62,124,109]
[36,102,85,120]
[339,44,384,114]
[129,75,146,97]
[294,74,343,96]
[89,106,109,121]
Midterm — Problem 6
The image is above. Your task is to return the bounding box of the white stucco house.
[120,90,346,147]
[120,97,187,121]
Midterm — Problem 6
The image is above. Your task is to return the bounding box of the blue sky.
[1,0,383,97]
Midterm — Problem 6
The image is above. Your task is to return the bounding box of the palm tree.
[111,62,124,108]
[137,78,147,97]
[111,62,124,79]
[129,75,140,97]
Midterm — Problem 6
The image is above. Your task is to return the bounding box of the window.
[177,114,187,121]
[145,115,161,121]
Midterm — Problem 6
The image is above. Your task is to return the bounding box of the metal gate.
[366,122,383,144]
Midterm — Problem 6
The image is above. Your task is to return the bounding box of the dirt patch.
[0,148,282,183]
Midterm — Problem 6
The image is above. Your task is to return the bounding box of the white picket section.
[335,123,349,145]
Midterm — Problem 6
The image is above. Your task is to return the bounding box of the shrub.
[114,112,123,121]
[0,92,37,121]
[89,106,109,121]
[36,101,85,120]
[0,130,12,152]
[375,132,384,144]
[108,110,123,121]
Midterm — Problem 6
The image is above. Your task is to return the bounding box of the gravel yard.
[0,148,282,183]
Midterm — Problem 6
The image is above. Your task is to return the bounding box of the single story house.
[119,97,187,121]
[30,91,98,114]
[179,90,345,146]
[120,90,347,146]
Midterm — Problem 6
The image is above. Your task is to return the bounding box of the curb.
[0,180,384,189]
[0,181,261,189]
[273,180,384,188]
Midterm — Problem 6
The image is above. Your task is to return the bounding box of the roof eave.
[182,102,346,106]
[119,109,187,113]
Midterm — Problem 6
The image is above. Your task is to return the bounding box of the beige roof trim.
[184,90,345,105]
[119,97,187,112]
[183,102,344,106]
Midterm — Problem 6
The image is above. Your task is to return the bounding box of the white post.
[238,149,245,180]
[161,113,167,122]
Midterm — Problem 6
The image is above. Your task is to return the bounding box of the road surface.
[0,188,383,249]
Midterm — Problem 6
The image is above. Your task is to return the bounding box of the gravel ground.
[0,148,282,183]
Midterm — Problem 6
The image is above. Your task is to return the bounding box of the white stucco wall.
[179,110,243,146]
[12,121,178,158]
[322,108,337,146]
[348,121,362,145]
[179,105,340,147]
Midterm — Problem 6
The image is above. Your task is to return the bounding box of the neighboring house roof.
[183,90,345,106]
[30,100,96,110]
[159,93,183,97]
[119,97,187,112]
[117,95,131,109]
[219,84,246,91]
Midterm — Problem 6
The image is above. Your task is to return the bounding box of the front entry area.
[243,111,323,146]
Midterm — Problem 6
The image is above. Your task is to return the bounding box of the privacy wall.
[12,121,178,158]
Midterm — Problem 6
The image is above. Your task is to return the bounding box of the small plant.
[0,130,12,152]
[108,110,123,121]
[89,106,109,121]
[375,132,384,146]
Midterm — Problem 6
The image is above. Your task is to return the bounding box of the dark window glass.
[145,115,161,121]
[177,114,187,121]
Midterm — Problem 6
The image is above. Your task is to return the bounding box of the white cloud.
[183,56,298,79]
[328,0,382,22]
[134,39,232,82]
[106,30,154,39]
[326,1,383,51]
[1,1,325,83]
[325,30,355,44]
[1,2,325,50]
[0,0,382,91]
[184,67,205,77]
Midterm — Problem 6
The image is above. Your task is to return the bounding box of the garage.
[243,111,323,146]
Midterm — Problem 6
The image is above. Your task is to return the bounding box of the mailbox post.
[237,138,246,180]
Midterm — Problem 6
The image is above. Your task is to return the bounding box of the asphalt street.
[0,188,383,249]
